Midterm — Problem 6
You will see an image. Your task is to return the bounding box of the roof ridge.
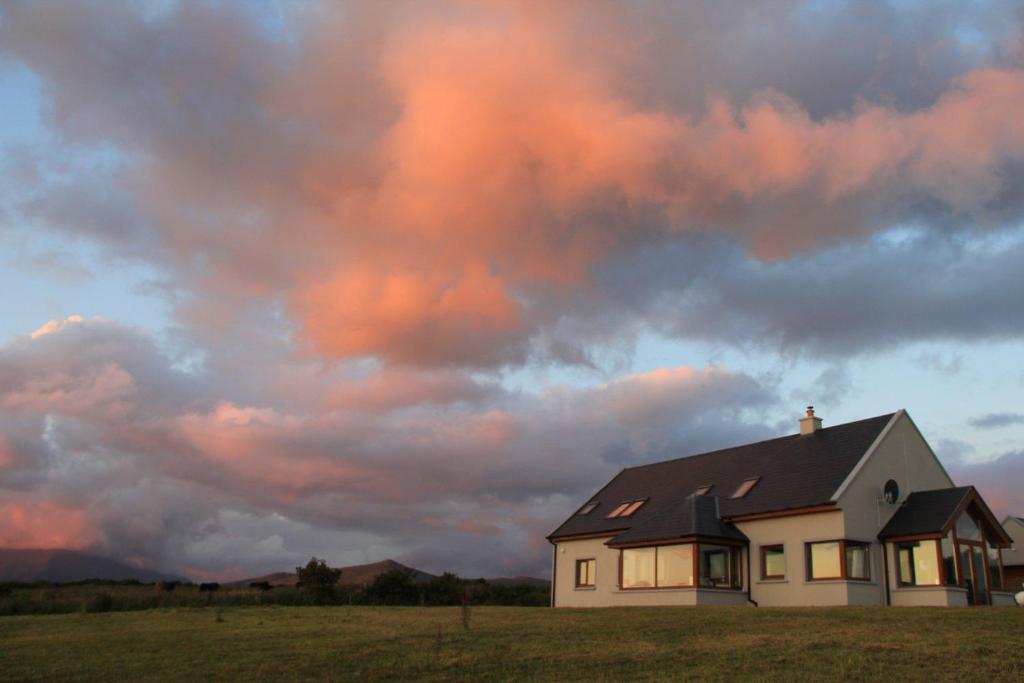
[621,412,897,472]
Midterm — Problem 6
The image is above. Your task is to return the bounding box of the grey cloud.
[969,412,1024,429]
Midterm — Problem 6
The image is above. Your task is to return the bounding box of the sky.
[0,0,1022,581]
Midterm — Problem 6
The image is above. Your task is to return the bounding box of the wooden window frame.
[618,542,743,591]
[730,477,760,499]
[575,558,596,588]
[805,539,871,582]
[895,538,943,587]
[760,544,785,580]
[607,498,647,519]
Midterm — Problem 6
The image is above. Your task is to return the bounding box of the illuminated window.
[730,477,760,499]
[694,484,713,496]
[575,559,596,587]
[761,545,785,580]
[897,540,940,586]
[607,499,646,519]
[578,502,599,516]
[606,502,631,518]
[621,548,655,588]
[806,540,871,581]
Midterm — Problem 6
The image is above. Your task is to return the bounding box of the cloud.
[949,450,1024,519]
[0,316,777,577]
[1,1,1023,578]
[4,1,1024,368]
[969,412,1024,429]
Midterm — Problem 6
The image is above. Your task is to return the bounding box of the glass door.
[958,543,989,606]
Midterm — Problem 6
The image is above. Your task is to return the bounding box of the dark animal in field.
[199,582,220,592]
[249,581,273,591]
[155,581,179,593]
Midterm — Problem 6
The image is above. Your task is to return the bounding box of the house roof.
[548,412,896,543]
[879,486,1013,546]
[606,494,748,547]
[877,487,973,539]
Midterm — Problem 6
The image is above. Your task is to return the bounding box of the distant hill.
[338,559,436,586]
[231,559,549,589]
[0,549,183,583]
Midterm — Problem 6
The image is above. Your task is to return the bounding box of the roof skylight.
[578,502,599,515]
[694,484,713,496]
[731,477,760,499]
[607,499,646,518]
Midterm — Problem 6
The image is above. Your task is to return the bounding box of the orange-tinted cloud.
[0,501,96,549]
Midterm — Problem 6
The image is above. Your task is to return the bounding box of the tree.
[296,557,341,601]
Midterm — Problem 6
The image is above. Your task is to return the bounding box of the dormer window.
[694,484,713,496]
[731,477,760,499]
[607,499,646,518]
[578,502,599,516]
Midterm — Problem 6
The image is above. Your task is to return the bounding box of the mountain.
[0,549,183,583]
[337,559,436,586]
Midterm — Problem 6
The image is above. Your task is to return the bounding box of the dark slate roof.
[880,486,1013,546]
[548,412,896,542]
[606,495,748,547]
[877,487,972,539]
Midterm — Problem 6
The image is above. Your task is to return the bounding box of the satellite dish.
[883,479,899,504]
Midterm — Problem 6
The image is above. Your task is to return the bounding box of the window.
[806,540,871,581]
[656,544,694,587]
[730,477,760,499]
[761,545,785,580]
[575,559,596,587]
[987,546,1003,592]
[941,534,958,586]
[845,542,870,580]
[606,502,631,518]
[896,540,940,586]
[621,548,656,588]
[956,513,981,541]
[578,502,599,516]
[620,543,740,590]
[694,484,713,496]
[607,499,645,519]
[699,544,740,588]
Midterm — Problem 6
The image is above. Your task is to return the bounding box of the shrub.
[82,592,114,613]
[296,557,342,602]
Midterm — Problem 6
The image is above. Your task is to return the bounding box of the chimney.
[799,405,823,435]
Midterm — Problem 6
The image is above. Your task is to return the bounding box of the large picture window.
[897,540,940,586]
[656,544,694,587]
[575,558,596,588]
[620,543,740,590]
[621,548,656,588]
[806,540,871,581]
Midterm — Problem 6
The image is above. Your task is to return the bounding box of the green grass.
[1,605,1022,681]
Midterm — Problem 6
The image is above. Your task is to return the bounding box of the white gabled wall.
[836,411,955,539]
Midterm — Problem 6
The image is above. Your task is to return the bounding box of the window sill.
[616,587,742,594]
[573,586,596,591]
[756,579,788,584]
[893,585,965,592]
[804,579,877,586]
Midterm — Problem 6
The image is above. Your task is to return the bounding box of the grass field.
[1,605,1022,681]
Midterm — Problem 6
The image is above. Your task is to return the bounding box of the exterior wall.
[551,536,747,607]
[836,412,955,606]
[1001,518,1024,567]
[739,509,871,606]
[837,412,954,542]
[990,591,1018,607]
[891,586,968,607]
[1002,564,1024,593]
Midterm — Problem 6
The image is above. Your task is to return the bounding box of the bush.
[82,592,114,613]
[296,557,342,602]
[364,569,419,605]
